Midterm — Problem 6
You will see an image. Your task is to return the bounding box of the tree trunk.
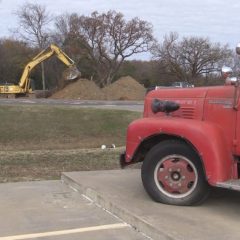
[41,62,46,90]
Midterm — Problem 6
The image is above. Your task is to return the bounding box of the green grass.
[0,105,141,150]
[0,105,141,182]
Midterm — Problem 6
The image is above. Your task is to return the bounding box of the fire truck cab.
[120,44,240,206]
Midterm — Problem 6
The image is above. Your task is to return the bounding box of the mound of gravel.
[102,76,145,100]
[51,79,104,100]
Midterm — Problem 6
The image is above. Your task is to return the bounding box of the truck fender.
[125,117,233,185]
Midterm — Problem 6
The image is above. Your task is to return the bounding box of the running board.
[217,180,240,191]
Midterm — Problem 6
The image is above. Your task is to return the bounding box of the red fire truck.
[121,44,240,206]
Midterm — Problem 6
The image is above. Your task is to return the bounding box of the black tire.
[141,140,210,206]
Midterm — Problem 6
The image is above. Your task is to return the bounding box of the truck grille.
[180,107,195,119]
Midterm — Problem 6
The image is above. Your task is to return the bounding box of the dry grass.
[0,105,141,182]
[0,148,126,183]
[0,105,141,150]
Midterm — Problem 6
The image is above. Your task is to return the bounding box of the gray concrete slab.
[62,169,240,240]
[0,180,148,240]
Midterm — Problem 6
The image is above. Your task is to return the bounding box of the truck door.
[204,86,237,153]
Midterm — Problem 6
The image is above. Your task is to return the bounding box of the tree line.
[0,3,237,90]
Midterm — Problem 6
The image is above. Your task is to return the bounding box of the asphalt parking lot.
[0,181,148,240]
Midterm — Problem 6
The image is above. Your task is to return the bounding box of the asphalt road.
[0,99,144,112]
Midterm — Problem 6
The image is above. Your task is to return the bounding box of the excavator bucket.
[64,66,81,81]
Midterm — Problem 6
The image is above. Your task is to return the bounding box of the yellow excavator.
[0,44,80,97]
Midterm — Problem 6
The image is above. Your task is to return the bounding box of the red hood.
[144,86,235,119]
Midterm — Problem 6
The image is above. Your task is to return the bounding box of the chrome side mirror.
[221,66,237,85]
[221,66,233,79]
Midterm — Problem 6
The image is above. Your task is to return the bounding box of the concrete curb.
[62,172,178,240]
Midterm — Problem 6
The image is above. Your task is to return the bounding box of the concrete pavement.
[0,180,148,240]
[62,169,240,240]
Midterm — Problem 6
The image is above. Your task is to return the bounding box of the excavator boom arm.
[18,44,79,90]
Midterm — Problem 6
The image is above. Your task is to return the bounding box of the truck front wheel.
[141,141,209,206]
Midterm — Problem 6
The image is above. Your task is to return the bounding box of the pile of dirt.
[102,76,145,100]
[50,76,146,100]
[51,79,104,100]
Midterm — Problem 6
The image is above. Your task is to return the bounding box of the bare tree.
[54,11,154,86]
[15,3,52,90]
[152,32,232,84]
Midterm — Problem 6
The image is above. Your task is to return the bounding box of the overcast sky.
[1,0,240,59]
